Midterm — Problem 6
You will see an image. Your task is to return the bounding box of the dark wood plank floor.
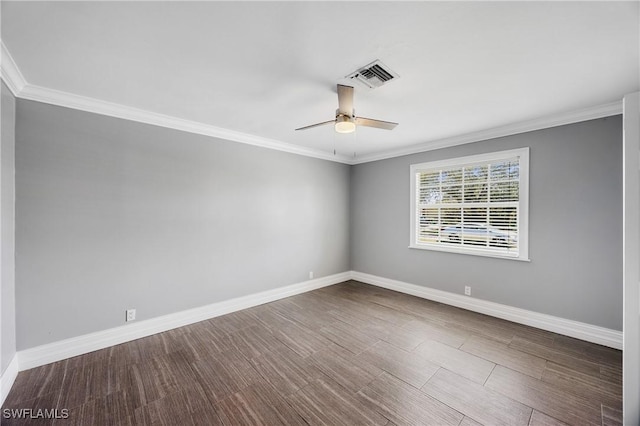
[2,281,623,425]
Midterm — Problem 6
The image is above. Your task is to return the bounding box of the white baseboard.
[351,271,623,349]
[17,272,350,371]
[1,355,19,406]
[13,269,622,376]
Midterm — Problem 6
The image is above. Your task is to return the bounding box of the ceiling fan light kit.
[335,115,356,133]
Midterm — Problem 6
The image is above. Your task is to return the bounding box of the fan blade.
[295,120,335,131]
[337,84,354,116]
[355,117,398,130]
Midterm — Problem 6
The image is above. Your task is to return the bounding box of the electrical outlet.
[464,286,471,296]
[309,271,314,279]
[126,309,136,322]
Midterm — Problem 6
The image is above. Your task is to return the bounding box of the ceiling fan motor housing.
[336,108,355,119]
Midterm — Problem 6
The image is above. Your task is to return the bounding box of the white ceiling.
[2,1,638,163]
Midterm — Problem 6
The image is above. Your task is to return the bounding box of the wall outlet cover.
[126,309,136,322]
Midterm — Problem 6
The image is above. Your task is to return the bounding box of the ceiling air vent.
[346,60,399,89]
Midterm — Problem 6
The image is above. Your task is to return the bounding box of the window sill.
[408,243,530,262]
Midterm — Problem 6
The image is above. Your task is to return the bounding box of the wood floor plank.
[402,319,469,349]
[229,324,285,359]
[485,365,602,426]
[510,325,557,349]
[528,410,569,426]
[316,282,373,304]
[366,290,445,322]
[287,377,389,426]
[327,308,394,341]
[269,299,335,330]
[133,330,184,360]
[215,383,306,426]
[552,335,622,367]
[250,345,323,397]
[61,347,111,371]
[318,320,380,355]
[437,307,517,344]
[459,416,483,426]
[85,360,137,403]
[58,364,107,410]
[65,341,143,371]
[600,364,623,386]
[422,368,532,426]
[179,320,234,358]
[357,372,464,426]
[132,383,216,426]
[53,360,137,415]
[509,335,603,377]
[245,304,297,331]
[460,335,547,379]
[269,321,333,358]
[175,331,234,362]
[310,344,383,393]
[351,301,418,327]
[67,390,137,426]
[0,390,61,424]
[382,325,432,352]
[330,304,432,351]
[97,389,139,425]
[190,350,261,404]
[183,318,230,339]
[210,310,261,334]
[289,291,343,312]
[414,339,496,384]
[355,340,439,388]
[542,362,622,409]
[601,405,623,426]
[124,351,196,408]
[2,363,67,407]
[135,403,222,426]
[320,288,419,326]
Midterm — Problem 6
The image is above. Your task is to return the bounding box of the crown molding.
[15,82,622,166]
[17,84,353,164]
[351,101,623,164]
[0,41,27,96]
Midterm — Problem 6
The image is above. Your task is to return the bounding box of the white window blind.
[409,148,529,260]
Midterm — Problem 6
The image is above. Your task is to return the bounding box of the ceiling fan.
[295,84,398,134]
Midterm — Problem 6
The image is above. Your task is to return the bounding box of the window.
[409,148,529,260]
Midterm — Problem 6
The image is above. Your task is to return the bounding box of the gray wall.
[1,82,17,373]
[351,117,623,331]
[11,95,624,351]
[15,100,350,350]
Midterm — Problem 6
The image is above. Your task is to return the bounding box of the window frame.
[409,147,530,261]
